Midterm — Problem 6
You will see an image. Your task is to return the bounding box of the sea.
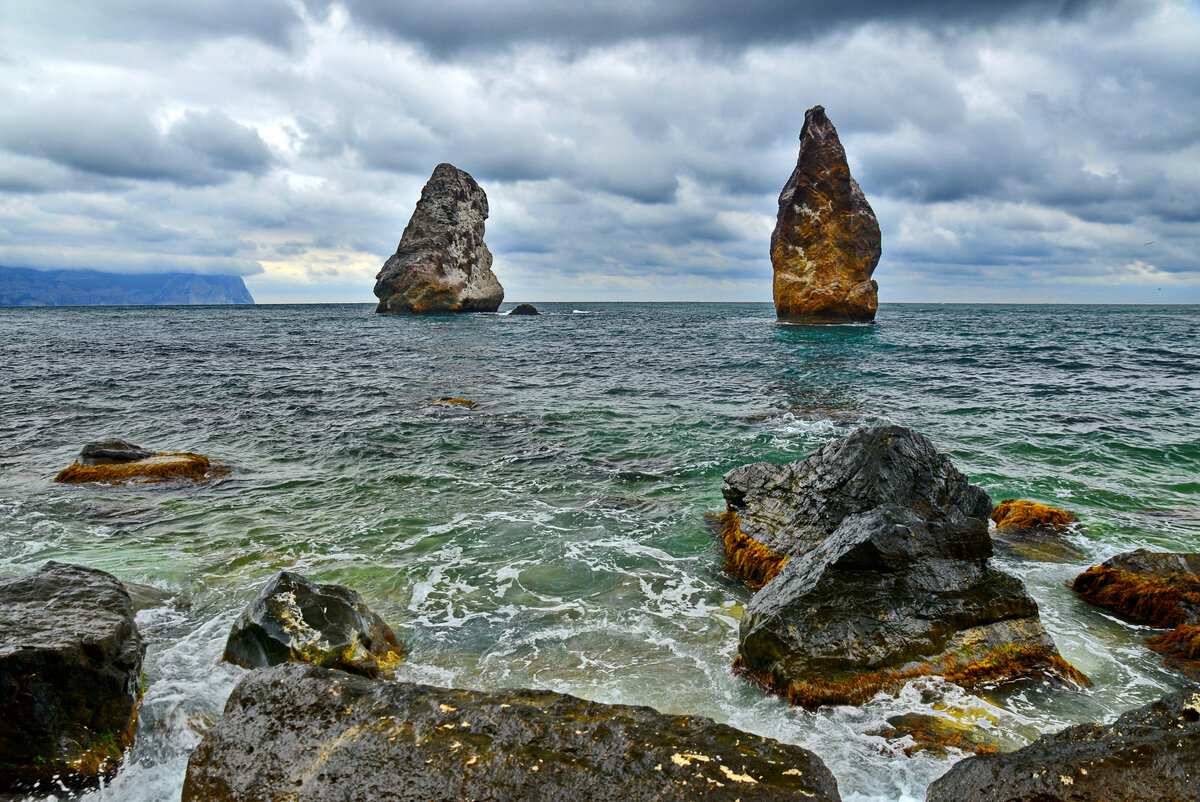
[1,302,1198,802]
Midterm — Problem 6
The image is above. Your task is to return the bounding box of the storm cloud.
[0,0,1196,301]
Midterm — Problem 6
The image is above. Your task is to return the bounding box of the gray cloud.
[0,0,1195,301]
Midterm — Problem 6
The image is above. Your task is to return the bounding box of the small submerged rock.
[869,712,1001,758]
[508,303,539,315]
[925,688,1200,802]
[222,571,404,679]
[1072,549,1200,671]
[54,440,212,484]
[435,396,479,409]
[990,499,1085,562]
[0,562,145,792]
[722,426,1086,709]
[182,662,842,802]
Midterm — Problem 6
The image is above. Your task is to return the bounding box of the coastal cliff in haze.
[0,267,254,306]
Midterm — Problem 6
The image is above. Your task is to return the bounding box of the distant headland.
[0,266,254,306]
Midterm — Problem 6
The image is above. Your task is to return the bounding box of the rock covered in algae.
[182,662,842,802]
[1072,549,1200,670]
[771,105,881,323]
[925,687,1200,802]
[374,163,504,314]
[721,426,1085,708]
[222,571,404,679]
[736,505,1086,709]
[54,440,211,484]
[991,499,1077,531]
[0,562,145,792]
[990,499,1085,563]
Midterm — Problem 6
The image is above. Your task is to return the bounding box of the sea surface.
[1,302,1198,802]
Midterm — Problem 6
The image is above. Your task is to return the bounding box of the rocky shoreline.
[8,425,1199,799]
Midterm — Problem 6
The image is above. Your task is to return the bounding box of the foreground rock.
[990,498,1085,562]
[183,663,842,802]
[55,440,211,484]
[926,688,1200,802]
[724,426,1086,708]
[374,163,504,314]
[1073,549,1200,670]
[508,303,539,315]
[771,105,881,323]
[720,425,992,587]
[223,571,404,679]
[0,562,145,792]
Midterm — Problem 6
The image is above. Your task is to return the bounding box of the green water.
[1,302,1197,801]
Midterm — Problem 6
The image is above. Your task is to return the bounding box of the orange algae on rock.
[55,452,211,484]
[1072,566,1200,629]
[991,499,1077,530]
[1146,623,1200,661]
[733,645,1088,711]
[436,397,479,409]
[718,510,788,590]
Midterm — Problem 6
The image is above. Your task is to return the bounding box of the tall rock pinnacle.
[771,106,881,323]
[373,163,504,314]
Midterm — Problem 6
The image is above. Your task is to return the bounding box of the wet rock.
[989,500,1082,561]
[78,440,154,466]
[222,571,404,679]
[1072,549,1200,671]
[123,580,179,613]
[771,105,881,323]
[0,562,145,792]
[508,303,539,315]
[869,712,1001,757]
[736,504,1086,709]
[435,396,479,409]
[991,499,1077,531]
[719,425,993,586]
[55,442,212,484]
[925,688,1200,802]
[182,662,842,802]
[374,163,504,314]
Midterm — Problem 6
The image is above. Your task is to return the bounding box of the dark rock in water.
[720,426,1084,708]
[771,105,881,323]
[991,526,1087,563]
[182,662,842,802]
[79,440,155,466]
[720,425,993,586]
[1073,549,1200,671]
[0,562,145,792]
[374,163,504,314]
[222,571,404,679]
[736,505,1086,709]
[508,303,539,315]
[55,444,212,484]
[925,688,1200,802]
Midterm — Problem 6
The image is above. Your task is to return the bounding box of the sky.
[1,1,1198,304]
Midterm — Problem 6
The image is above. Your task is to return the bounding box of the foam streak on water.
[1,302,1198,801]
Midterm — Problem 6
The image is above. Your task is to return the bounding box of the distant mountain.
[0,266,254,306]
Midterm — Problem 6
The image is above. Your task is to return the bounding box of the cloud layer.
[0,0,1197,302]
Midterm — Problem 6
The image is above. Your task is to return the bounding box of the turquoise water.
[1,302,1198,801]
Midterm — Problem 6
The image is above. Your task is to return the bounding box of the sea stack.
[771,106,881,323]
[373,163,504,314]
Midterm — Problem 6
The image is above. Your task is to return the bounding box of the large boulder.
[719,425,992,586]
[925,688,1200,802]
[771,105,881,323]
[374,163,504,314]
[1072,549,1200,671]
[722,426,1085,708]
[222,571,404,679]
[0,562,145,792]
[54,440,211,484]
[182,662,842,802]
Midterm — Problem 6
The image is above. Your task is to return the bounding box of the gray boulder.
[222,571,404,679]
[508,303,539,315]
[78,440,154,466]
[182,662,842,802]
[926,688,1200,802]
[0,562,145,792]
[374,163,504,314]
